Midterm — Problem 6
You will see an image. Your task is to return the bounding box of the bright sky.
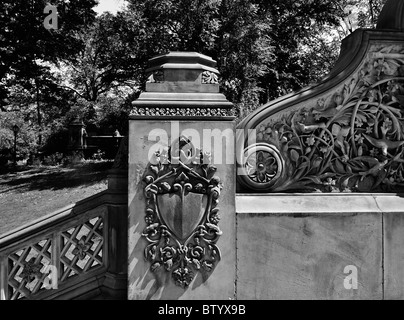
[94,0,127,15]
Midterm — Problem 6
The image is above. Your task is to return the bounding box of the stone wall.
[236,194,404,300]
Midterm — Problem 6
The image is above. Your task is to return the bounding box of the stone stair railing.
[0,140,128,300]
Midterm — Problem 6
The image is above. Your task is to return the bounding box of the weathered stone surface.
[236,195,380,214]
[237,196,383,300]
[384,212,404,300]
[374,196,404,213]
[128,120,236,300]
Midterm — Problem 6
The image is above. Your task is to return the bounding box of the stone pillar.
[128,52,236,300]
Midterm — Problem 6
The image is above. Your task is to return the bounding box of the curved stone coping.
[237,29,404,131]
[236,193,404,214]
[377,0,404,31]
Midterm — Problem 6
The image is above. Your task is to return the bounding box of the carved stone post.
[128,52,237,300]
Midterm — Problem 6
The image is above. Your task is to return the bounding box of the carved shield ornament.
[141,136,223,288]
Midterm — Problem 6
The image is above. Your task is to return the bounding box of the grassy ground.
[0,161,113,236]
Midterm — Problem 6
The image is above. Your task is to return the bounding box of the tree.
[0,0,97,146]
[0,110,37,161]
[56,13,141,102]
[1,0,391,161]
[121,0,348,116]
[333,0,387,37]
[48,12,141,136]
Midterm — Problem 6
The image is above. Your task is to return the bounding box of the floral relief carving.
[243,45,404,192]
[72,236,93,260]
[141,136,223,288]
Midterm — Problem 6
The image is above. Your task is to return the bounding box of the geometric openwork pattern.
[60,217,104,282]
[7,239,52,300]
[2,212,106,300]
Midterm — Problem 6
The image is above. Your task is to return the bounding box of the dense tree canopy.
[0,0,388,160]
[0,0,97,151]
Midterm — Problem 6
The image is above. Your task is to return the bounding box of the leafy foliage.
[0,0,393,162]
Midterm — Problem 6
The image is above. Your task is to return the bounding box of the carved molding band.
[131,106,236,118]
[239,44,404,193]
[142,137,223,288]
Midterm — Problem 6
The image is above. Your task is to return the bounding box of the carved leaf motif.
[203,261,213,271]
[290,149,299,164]
[151,262,161,272]
[160,182,171,192]
[202,71,219,84]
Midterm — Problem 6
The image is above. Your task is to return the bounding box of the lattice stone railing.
[0,205,107,300]
[0,139,128,300]
[0,186,128,300]
[237,18,404,193]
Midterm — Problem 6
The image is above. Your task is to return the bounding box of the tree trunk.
[35,78,42,147]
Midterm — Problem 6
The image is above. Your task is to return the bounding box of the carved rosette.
[72,236,93,260]
[240,143,284,190]
[20,258,44,283]
[142,137,223,288]
[239,44,404,193]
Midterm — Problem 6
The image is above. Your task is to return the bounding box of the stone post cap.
[147,51,218,71]
[131,51,235,120]
[144,51,221,94]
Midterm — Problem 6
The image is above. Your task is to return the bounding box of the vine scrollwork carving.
[241,45,404,193]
